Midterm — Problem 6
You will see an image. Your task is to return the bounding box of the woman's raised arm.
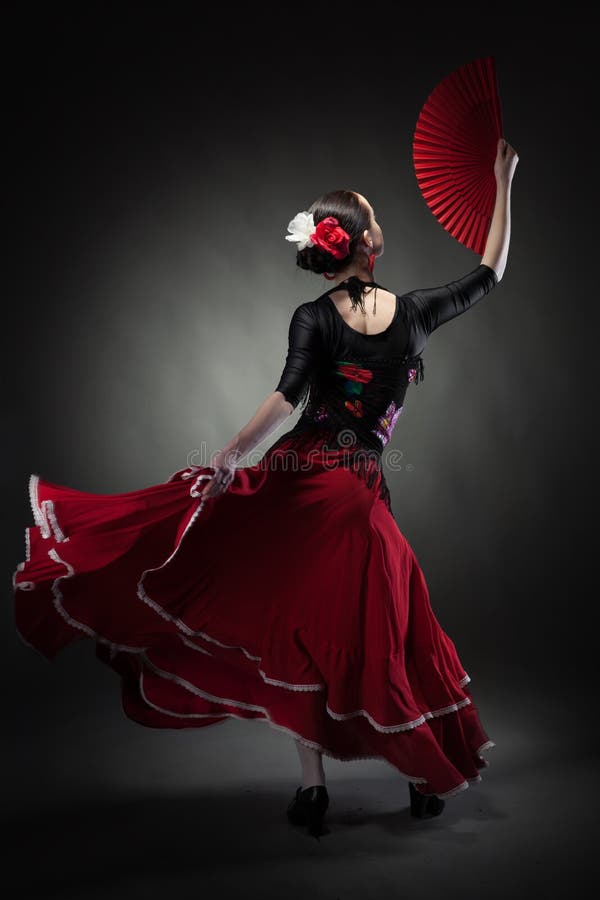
[481,138,519,281]
[401,137,519,345]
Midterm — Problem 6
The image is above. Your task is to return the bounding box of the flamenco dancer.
[12,137,518,841]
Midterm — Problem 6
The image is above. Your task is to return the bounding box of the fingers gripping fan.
[413,56,504,254]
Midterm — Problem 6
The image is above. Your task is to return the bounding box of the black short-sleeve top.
[274,264,498,454]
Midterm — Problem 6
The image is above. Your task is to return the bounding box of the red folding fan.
[413,56,504,254]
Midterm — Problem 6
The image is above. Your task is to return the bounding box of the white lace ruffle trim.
[16,470,475,697]
[14,468,494,798]
[138,665,495,800]
[140,649,476,735]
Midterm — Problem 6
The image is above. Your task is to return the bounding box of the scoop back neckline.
[325,283,400,338]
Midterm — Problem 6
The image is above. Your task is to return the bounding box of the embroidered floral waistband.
[266,426,393,514]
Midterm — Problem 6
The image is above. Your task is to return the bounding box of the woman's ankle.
[301,778,326,789]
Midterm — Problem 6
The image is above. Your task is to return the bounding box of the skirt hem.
[14,465,496,802]
[134,660,495,800]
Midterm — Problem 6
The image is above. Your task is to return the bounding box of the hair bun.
[296,245,341,276]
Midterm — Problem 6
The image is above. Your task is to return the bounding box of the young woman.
[12,138,517,841]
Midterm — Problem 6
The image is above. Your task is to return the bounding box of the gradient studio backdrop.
[3,9,596,823]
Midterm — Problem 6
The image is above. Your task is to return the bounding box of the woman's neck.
[330,259,375,286]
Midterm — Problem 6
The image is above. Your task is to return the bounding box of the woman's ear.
[362,229,374,250]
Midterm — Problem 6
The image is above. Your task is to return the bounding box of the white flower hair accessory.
[284,211,315,251]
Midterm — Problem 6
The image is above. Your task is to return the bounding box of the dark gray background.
[3,6,597,898]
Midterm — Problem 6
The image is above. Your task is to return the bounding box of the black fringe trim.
[331,276,379,314]
[412,355,425,384]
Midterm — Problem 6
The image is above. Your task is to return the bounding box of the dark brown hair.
[296,189,370,278]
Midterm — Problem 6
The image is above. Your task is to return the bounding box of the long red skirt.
[12,431,495,800]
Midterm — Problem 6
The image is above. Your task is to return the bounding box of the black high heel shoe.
[408,781,446,818]
[286,785,329,839]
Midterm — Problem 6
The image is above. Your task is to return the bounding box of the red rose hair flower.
[310,217,351,260]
